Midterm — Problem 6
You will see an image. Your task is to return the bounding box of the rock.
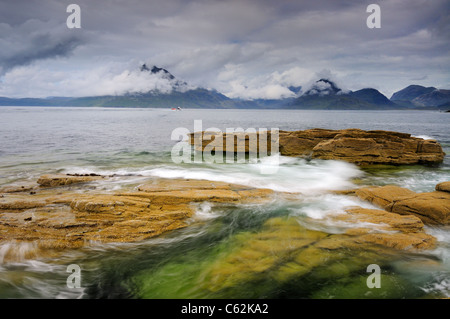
[341,207,426,233]
[200,209,436,293]
[37,174,104,187]
[436,181,450,193]
[388,192,450,225]
[338,208,436,250]
[311,129,445,166]
[354,232,436,250]
[189,128,445,166]
[0,177,274,260]
[0,184,36,194]
[137,179,237,192]
[352,185,450,225]
[354,185,416,209]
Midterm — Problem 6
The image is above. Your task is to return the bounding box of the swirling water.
[0,107,449,299]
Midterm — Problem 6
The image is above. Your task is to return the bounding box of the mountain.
[62,88,243,108]
[390,85,436,101]
[287,79,400,110]
[0,67,446,109]
[349,88,397,107]
[0,65,244,109]
[390,85,450,108]
[412,89,450,107]
[303,78,342,96]
[141,64,175,80]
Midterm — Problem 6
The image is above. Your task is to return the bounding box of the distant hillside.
[62,88,241,109]
[0,67,447,110]
[391,85,436,101]
[349,88,397,107]
[412,89,450,107]
[390,85,450,108]
[287,79,402,110]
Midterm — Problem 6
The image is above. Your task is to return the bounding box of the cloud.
[0,0,448,99]
[0,19,87,72]
[410,75,428,81]
[0,62,193,98]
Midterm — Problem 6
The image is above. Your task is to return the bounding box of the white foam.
[0,241,39,264]
[291,193,377,220]
[412,135,435,140]
[191,202,222,221]
[421,273,450,298]
[142,157,363,195]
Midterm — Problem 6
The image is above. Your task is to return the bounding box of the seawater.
[0,107,449,299]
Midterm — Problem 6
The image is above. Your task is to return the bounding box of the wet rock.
[310,129,445,166]
[351,185,450,225]
[341,207,426,233]
[436,181,450,193]
[353,185,416,209]
[201,210,436,293]
[203,217,329,292]
[354,231,436,250]
[37,174,104,187]
[0,184,36,194]
[0,177,275,258]
[190,128,445,166]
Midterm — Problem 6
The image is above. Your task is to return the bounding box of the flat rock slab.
[37,174,104,187]
[436,181,450,193]
[351,184,450,225]
[0,176,275,262]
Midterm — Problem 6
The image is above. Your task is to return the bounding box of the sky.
[0,0,449,99]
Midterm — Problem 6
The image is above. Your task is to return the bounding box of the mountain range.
[0,65,449,110]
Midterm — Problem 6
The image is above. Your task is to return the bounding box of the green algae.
[310,273,424,299]
[126,209,438,299]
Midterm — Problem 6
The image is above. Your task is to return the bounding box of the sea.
[0,107,449,299]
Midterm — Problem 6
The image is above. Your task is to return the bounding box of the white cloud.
[0,63,193,98]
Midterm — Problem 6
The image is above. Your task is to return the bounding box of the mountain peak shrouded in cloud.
[138,64,193,93]
[304,79,342,96]
[141,64,176,81]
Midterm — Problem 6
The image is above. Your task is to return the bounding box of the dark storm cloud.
[0,28,86,71]
[0,1,88,72]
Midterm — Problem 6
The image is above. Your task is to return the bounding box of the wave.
[60,156,363,195]
[143,157,363,195]
[412,134,436,140]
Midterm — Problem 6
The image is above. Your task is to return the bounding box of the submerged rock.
[201,209,436,294]
[189,128,445,166]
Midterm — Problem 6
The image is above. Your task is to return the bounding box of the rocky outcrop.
[349,184,450,225]
[338,207,436,250]
[189,128,445,166]
[0,175,274,261]
[436,181,450,193]
[37,174,104,187]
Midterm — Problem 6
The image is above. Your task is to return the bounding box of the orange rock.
[0,177,274,260]
[436,181,450,193]
[37,174,103,187]
[352,185,450,225]
[190,128,445,166]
